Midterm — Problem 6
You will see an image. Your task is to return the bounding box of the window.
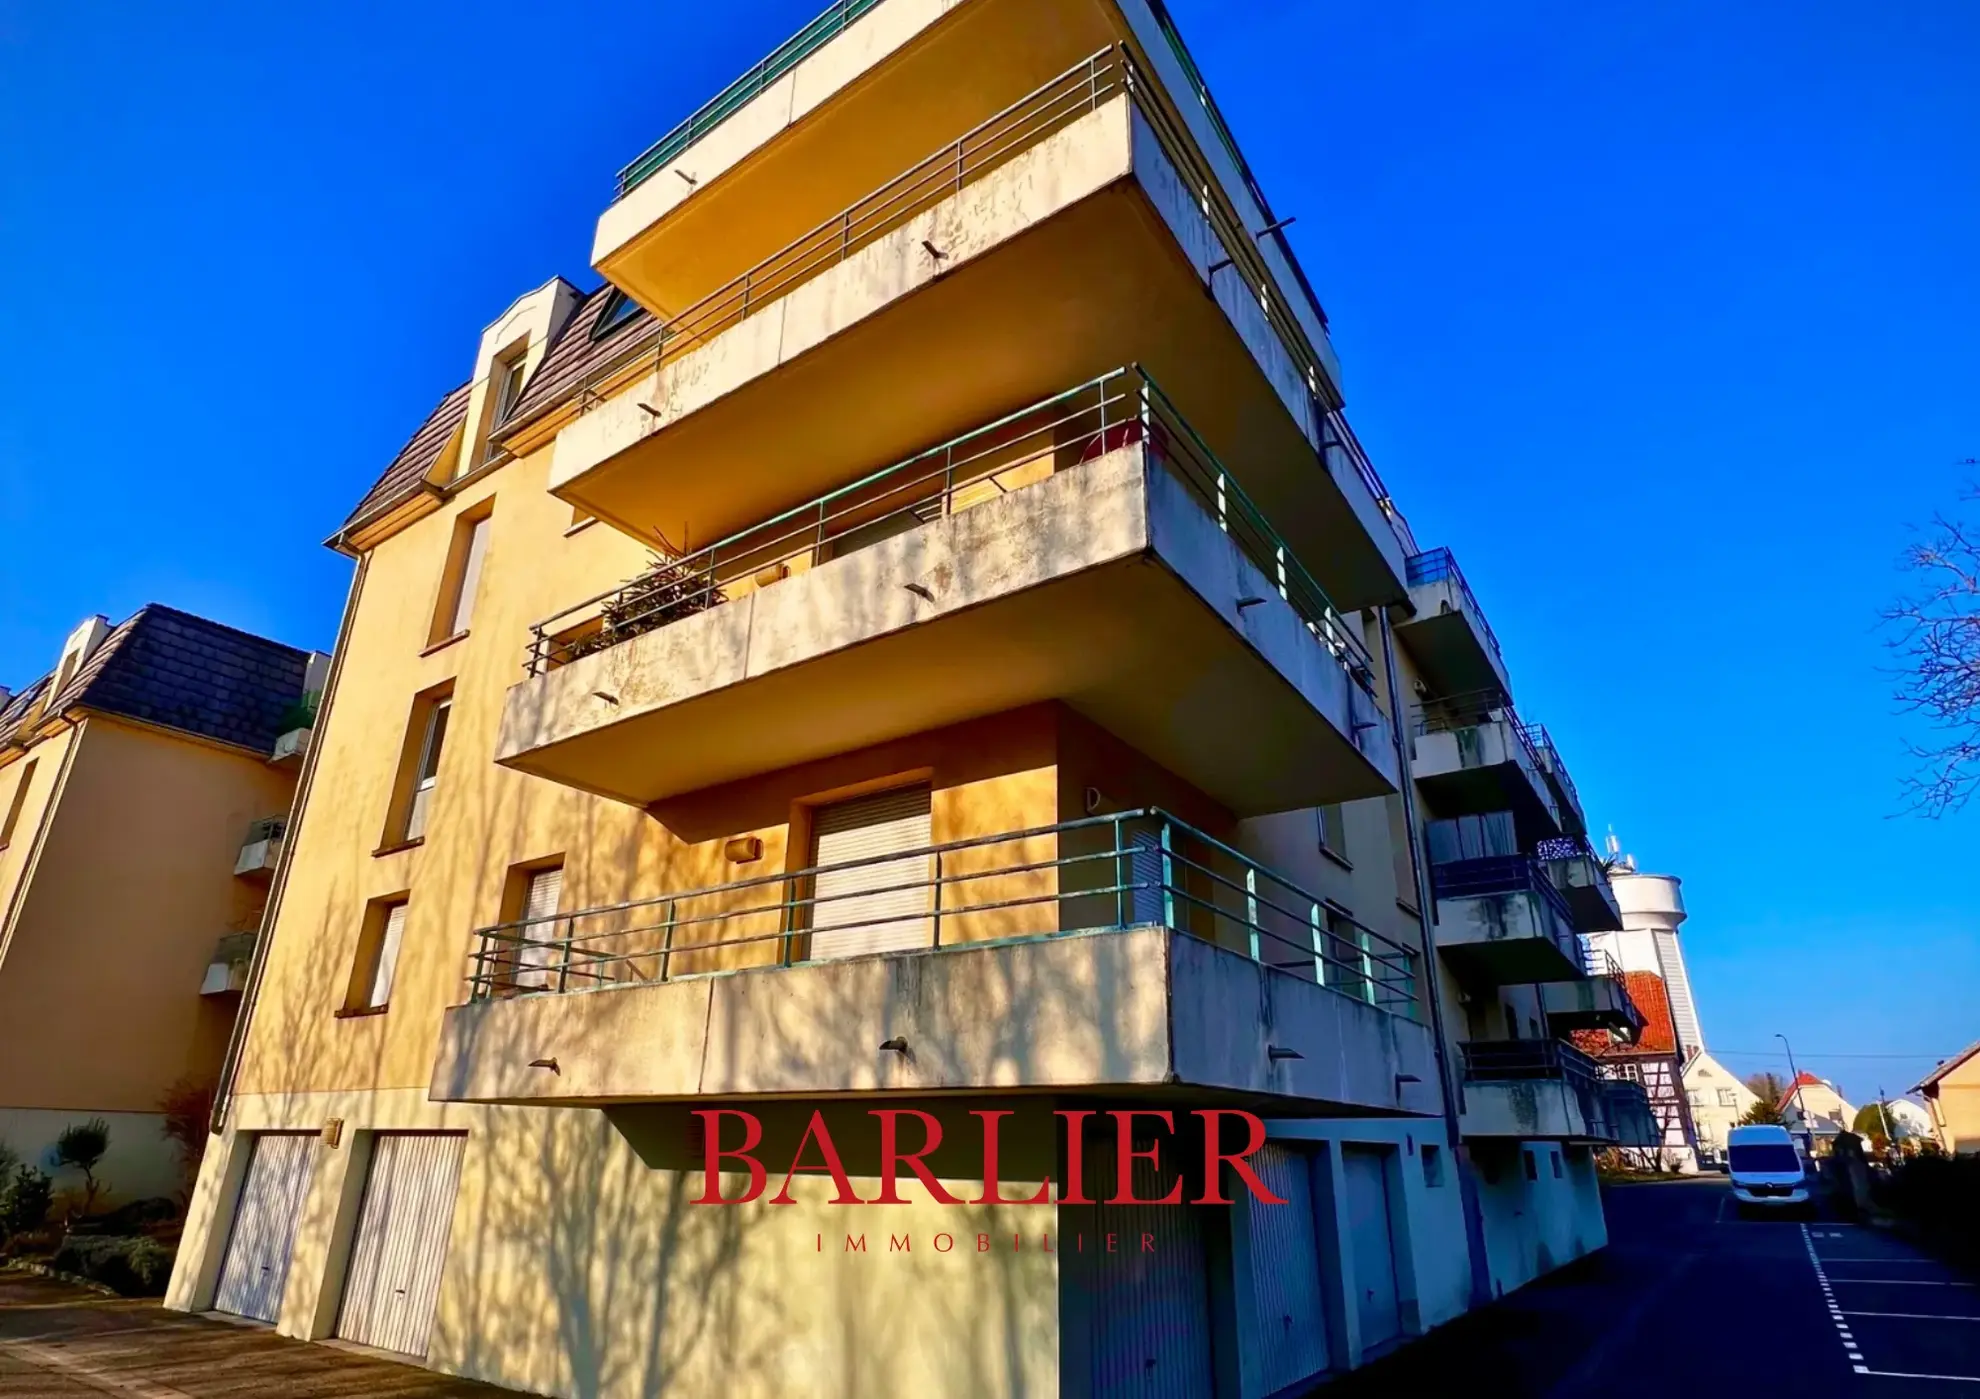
[347,898,410,1012]
[589,289,646,340]
[1522,1149,1538,1182]
[1421,1143,1445,1188]
[512,864,566,992]
[1550,1149,1563,1179]
[432,509,493,643]
[403,699,451,841]
[1686,1091,1705,1109]
[1717,1089,1739,1108]
[1505,1004,1521,1039]
[1317,804,1348,863]
[0,758,37,849]
[485,351,528,460]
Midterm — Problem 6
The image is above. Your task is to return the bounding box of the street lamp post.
[1777,1032,1814,1153]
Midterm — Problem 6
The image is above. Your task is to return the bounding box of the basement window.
[1522,1149,1538,1182]
[1421,1143,1445,1188]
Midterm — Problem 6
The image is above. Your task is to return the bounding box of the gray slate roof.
[0,605,312,756]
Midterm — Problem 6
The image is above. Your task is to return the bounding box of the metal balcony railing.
[1430,855,1581,965]
[1404,548,1502,662]
[1460,1037,1603,1091]
[615,0,885,198]
[463,809,1420,1020]
[242,816,286,846]
[1522,723,1582,812]
[524,366,1379,704]
[1584,944,1625,981]
[1414,694,1549,781]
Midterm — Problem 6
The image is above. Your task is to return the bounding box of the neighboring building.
[1573,972,1697,1173]
[1880,1097,1935,1146]
[1779,1072,1857,1157]
[165,2,1638,1392]
[1683,1050,1757,1166]
[0,607,321,1207]
[1913,1042,1980,1155]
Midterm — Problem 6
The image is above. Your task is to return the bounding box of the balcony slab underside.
[430,925,1440,1117]
[1435,890,1582,985]
[1542,976,1642,1036]
[1461,1078,1604,1142]
[1550,856,1623,933]
[1396,581,1509,701]
[558,99,1403,612]
[500,448,1398,814]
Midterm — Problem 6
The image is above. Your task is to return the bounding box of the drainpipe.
[1377,606,1493,1308]
[210,552,370,1136]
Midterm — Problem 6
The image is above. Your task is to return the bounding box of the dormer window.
[590,289,645,340]
[484,350,529,462]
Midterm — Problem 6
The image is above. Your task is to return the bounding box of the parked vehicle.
[1727,1124,1812,1216]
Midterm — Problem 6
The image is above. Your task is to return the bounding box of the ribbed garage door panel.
[336,1133,466,1357]
[809,786,933,959]
[1247,1143,1329,1389]
[212,1133,316,1323]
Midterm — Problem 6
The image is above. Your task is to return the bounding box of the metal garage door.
[1246,1143,1329,1389]
[1072,1133,1217,1398]
[212,1132,316,1323]
[1342,1146,1402,1351]
[809,786,932,959]
[336,1133,466,1357]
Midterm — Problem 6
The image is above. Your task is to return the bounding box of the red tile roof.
[1572,971,1677,1058]
[1778,1071,1827,1112]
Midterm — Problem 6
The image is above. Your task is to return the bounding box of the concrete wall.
[1469,1139,1606,1298]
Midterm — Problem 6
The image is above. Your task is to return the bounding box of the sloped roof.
[1,606,311,756]
[1573,971,1678,1059]
[1913,1039,1980,1095]
[341,380,472,531]
[497,285,653,434]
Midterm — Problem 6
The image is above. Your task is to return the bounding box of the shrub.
[48,1235,176,1296]
[54,1118,111,1220]
[158,1077,216,1199]
[1,1164,54,1241]
[1879,1151,1980,1268]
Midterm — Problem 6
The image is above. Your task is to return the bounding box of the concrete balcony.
[1602,1077,1660,1148]
[232,817,285,879]
[1395,549,1511,703]
[556,49,1403,612]
[1430,856,1583,985]
[500,371,1398,815]
[199,933,255,997]
[1525,725,1587,837]
[1542,954,1645,1039]
[1536,838,1623,933]
[1410,709,1562,847]
[1458,1040,1612,1144]
[430,811,1440,1116]
[594,0,1343,405]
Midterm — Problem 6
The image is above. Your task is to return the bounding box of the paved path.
[0,1273,514,1398]
[1328,1178,1980,1397]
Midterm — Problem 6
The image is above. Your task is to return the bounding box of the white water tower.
[1590,855,1703,1059]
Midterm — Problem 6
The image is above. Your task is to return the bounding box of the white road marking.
[1804,1222,1876,1377]
[1828,1280,1978,1288]
[1818,1257,1947,1264]
[1853,1370,1980,1384]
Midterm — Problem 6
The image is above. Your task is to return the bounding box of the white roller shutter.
[336,1133,466,1357]
[515,866,564,990]
[809,786,932,960]
[212,1133,316,1324]
[1343,1146,1402,1350]
[1246,1144,1329,1388]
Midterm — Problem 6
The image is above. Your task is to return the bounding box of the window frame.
[343,896,410,1014]
[0,757,38,849]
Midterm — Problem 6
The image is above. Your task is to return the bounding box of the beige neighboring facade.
[1914,1041,1980,1155]
[1779,1072,1856,1155]
[1683,1051,1757,1165]
[0,607,320,1208]
[168,0,1634,1393]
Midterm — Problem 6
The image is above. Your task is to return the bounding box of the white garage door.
[1246,1143,1329,1389]
[809,786,932,959]
[1343,1145,1402,1350]
[212,1132,316,1323]
[336,1133,466,1357]
[1071,1133,1217,1398]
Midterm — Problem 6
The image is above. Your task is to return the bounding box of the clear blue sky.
[3,2,1974,1104]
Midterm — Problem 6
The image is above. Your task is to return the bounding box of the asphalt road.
[1329,1178,1980,1398]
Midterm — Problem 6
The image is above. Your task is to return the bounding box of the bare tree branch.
[1884,470,1980,816]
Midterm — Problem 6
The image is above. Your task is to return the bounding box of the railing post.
[1159,818,1176,931]
[1309,902,1324,986]
[555,916,572,995]
[931,849,943,949]
[659,900,677,983]
[1113,815,1128,929]
[1245,865,1260,962]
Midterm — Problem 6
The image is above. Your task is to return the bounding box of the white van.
[1726,1124,1811,1215]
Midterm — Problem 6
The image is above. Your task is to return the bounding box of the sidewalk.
[0,1272,516,1397]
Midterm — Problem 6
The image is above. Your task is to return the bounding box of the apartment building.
[0,606,320,1207]
[166,1,1642,1391]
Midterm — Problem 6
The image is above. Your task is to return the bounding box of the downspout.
[210,550,370,1136]
[1377,606,1493,1308]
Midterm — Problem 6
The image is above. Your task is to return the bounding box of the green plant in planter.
[567,556,721,663]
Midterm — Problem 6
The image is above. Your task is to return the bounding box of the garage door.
[336,1133,466,1357]
[1069,1132,1217,1398]
[809,786,932,960]
[1246,1143,1329,1389]
[212,1133,316,1323]
[1342,1146,1402,1350]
